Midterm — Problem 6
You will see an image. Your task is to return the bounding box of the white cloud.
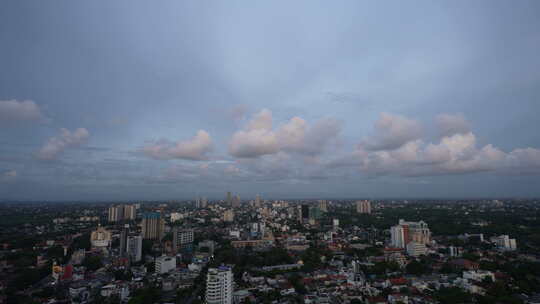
[142,130,213,160]
[435,113,471,137]
[0,100,44,123]
[362,112,422,151]
[330,113,540,177]
[228,109,341,158]
[37,128,90,160]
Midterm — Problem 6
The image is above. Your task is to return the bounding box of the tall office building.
[126,235,142,262]
[201,197,208,208]
[108,205,124,222]
[232,195,241,208]
[356,200,372,214]
[255,194,262,207]
[318,200,328,212]
[391,219,431,248]
[142,212,164,240]
[119,224,129,257]
[173,227,194,252]
[123,205,136,220]
[226,192,232,206]
[206,266,233,304]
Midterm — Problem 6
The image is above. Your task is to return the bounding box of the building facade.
[205,267,233,304]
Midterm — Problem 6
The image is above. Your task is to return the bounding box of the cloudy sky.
[1,1,540,201]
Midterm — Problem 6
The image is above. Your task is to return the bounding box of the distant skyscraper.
[318,200,328,212]
[201,197,208,208]
[301,204,309,222]
[108,205,124,222]
[232,195,241,208]
[142,212,164,240]
[119,224,129,257]
[206,267,233,304]
[356,200,371,214]
[123,205,136,220]
[126,235,142,262]
[255,194,262,207]
[226,192,232,206]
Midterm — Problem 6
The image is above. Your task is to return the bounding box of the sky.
[1,1,540,201]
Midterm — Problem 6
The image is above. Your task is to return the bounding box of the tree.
[82,255,103,271]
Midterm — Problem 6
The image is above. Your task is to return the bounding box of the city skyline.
[2,1,540,200]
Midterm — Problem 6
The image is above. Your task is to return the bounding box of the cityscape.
[2,1,540,304]
[0,198,539,304]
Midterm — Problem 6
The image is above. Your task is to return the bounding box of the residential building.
[356,200,371,214]
[406,241,427,257]
[223,210,235,222]
[127,235,142,262]
[155,255,176,274]
[206,266,233,304]
[390,219,431,248]
[142,212,164,240]
[173,227,194,252]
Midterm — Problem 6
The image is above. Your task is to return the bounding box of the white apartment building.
[155,255,176,274]
[206,267,233,304]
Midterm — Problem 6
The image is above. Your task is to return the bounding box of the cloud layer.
[37,128,90,160]
[340,114,540,177]
[228,109,341,158]
[0,100,44,123]
[142,130,213,160]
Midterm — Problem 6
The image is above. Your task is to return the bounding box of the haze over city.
[2,1,540,201]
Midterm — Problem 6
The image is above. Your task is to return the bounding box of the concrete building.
[206,266,233,304]
[127,235,142,262]
[406,241,427,257]
[108,205,124,222]
[123,205,136,220]
[356,200,371,214]
[90,226,112,248]
[142,212,164,240]
[173,227,194,252]
[490,235,517,251]
[155,255,176,274]
[223,210,235,222]
[391,219,431,248]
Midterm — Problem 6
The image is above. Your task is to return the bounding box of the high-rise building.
[255,194,261,207]
[206,266,233,304]
[142,212,164,240]
[108,205,124,222]
[126,235,142,262]
[223,210,235,222]
[232,195,241,208]
[173,227,194,252]
[318,200,328,212]
[333,218,340,229]
[356,200,371,214]
[226,192,232,206]
[201,197,208,208]
[119,224,129,257]
[301,204,309,222]
[391,219,431,248]
[123,205,136,220]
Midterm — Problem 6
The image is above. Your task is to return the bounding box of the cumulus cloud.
[0,100,44,123]
[228,109,341,158]
[335,114,540,177]
[37,128,90,160]
[362,112,422,151]
[435,113,471,137]
[142,130,213,160]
